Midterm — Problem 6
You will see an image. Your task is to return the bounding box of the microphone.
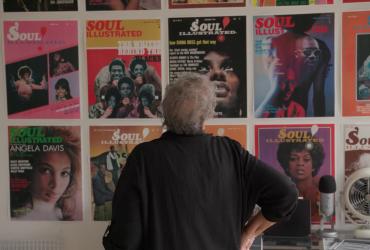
[318,175,337,238]
[319,175,336,217]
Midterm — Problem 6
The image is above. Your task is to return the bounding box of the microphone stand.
[319,214,337,238]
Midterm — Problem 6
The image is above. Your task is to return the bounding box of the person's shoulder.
[130,136,163,154]
[209,134,245,152]
[211,134,241,145]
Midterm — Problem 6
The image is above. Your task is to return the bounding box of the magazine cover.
[89,125,162,220]
[204,125,246,148]
[252,0,332,6]
[86,0,160,10]
[342,11,370,116]
[4,21,79,119]
[3,0,77,11]
[8,126,82,221]
[87,19,162,119]
[254,14,334,118]
[168,16,246,118]
[344,125,370,224]
[255,124,335,224]
[169,0,244,9]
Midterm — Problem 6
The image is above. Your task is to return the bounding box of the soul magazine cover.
[8,126,82,221]
[86,0,160,11]
[255,124,335,224]
[86,19,162,119]
[252,0,332,6]
[168,16,246,118]
[169,0,244,9]
[342,11,370,116]
[253,14,334,118]
[3,0,77,11]
[204,125,246,149]
[3,21,79,119]
[344,124,370,224]
[89,125,162,220]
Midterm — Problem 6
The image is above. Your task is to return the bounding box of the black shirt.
[106,131,298,250]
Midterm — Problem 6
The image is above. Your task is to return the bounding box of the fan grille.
[349,177,370,217]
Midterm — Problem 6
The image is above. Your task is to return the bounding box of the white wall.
[0,0,370,249]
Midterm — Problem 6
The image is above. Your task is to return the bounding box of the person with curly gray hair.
[104,72,298,250]
[162,73,216,134]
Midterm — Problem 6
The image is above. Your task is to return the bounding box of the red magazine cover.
[253,14,334,118]
[255,124,335,224]
[86,19,162,119]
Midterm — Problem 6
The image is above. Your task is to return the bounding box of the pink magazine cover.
[3,21,79,119]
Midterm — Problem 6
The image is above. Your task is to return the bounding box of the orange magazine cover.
[89,125,162,221]
[343,11,370,116]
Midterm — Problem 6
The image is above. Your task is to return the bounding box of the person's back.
[132,133,243,249]
[103,73,298,250]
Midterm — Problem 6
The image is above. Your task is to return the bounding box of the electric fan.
[344,167,370,239]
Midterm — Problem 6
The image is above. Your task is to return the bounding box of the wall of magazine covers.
[1,0,370,249]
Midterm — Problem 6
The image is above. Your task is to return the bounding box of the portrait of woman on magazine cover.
[277,138,325,222]
[10,127,82,221]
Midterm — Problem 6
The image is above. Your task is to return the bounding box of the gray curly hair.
[162,73,216,135]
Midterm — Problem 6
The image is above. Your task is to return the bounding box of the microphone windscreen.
[319,175,336,193]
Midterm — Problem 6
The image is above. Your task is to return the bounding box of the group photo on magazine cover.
[87,19,162,119]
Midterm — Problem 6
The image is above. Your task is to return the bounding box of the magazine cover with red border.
[342,11,370,116]
[9,126,82,221]
[204,124,246,149]
[86,19,162,119]
[253,14,334,118]
[168,16,246,118]
[89,125,162,220]
[3,21,79,119]
[255,124,335,224]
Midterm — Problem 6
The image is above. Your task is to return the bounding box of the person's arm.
[241,152,298,247]
[240,211,275,250]
[31,75,47,89]
[103,148,144,250]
